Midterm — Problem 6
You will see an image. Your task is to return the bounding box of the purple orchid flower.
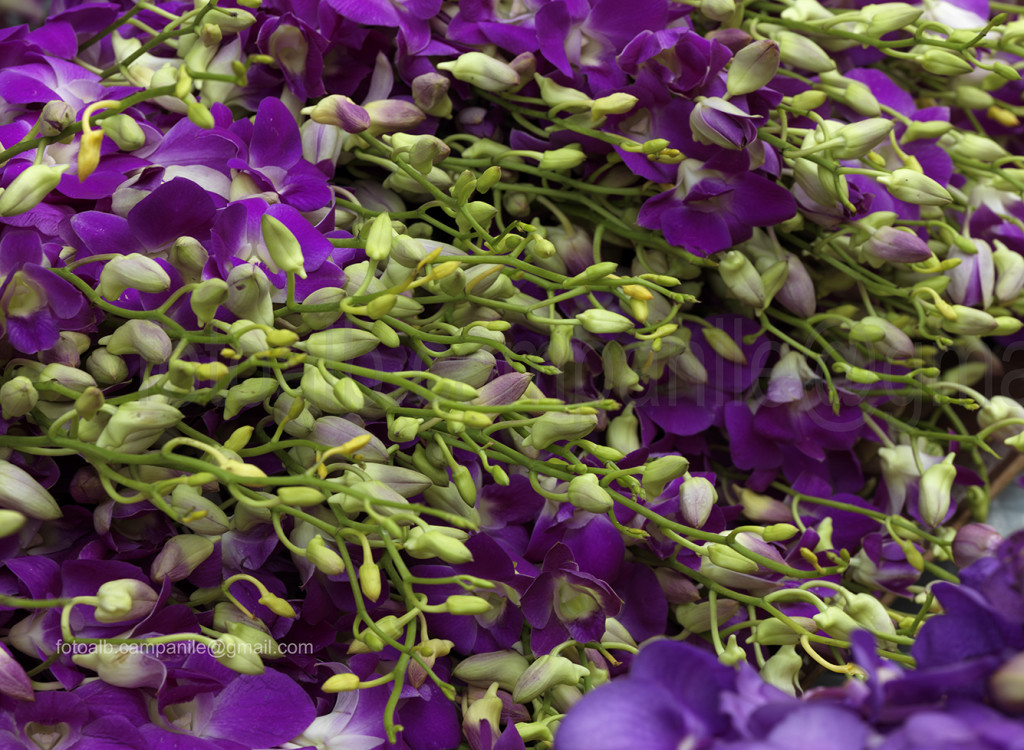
[637,155,796,257]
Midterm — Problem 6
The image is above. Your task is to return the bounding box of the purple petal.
[249,97,302,170]
[127,178,215,252]
[201,668,315,746]
[555,680,686,750]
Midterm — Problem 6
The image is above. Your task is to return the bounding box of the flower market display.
[6,0,1024,747]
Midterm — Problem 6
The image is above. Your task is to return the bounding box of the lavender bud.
[39,100,75,136]
[952,523,1003,568]
[363,99,426,136]
[675,599,739,632]
[99,253,171,299]
[151,534,216,582]
[412,72,452,117]
[72,646,165,689]
[679,476,717,528]
[863,226,933,264]
[689,97,759,150]
[437,52,520,92]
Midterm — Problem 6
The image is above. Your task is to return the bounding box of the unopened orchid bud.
[331,377,364,413]
[534,76,593,112]
[834,118,894,159]
[362,211,394,261]
[39,100,75,136]
[306,535,347,576]
[513,654,590,704]
[994,244,1024,304]
[643,456,690,498]
[0,164,68,217]
[607,403,640,455]
[705,543,758,574]
[363,99,426,136]
[919,48,973,76]
[878,168,952,206]
[0,461,60,520]
[719,251,765,307]
[952,523,1003,568]
[105,319,172,364]
[918,453,956,527]
[323,672,361,693]
[812,606,863,640]
[0,376,37,419]
[863,226,933,264]
[445,594,493,615]
[726,40,781,96]
[170,485,230,534]
[170,236,209,283]
[223,378,277,420]
[299,286,345,329]
[225,263,274,327]
[203,5,256,32]
[0,509,26,538]
[701,326,747,364]
[94,578,158,623]
[462,683,503,747]
[679,476,716,528]
[412,72,452,118]
[523,412,598,451]
[454,650,530,692]
[438,51,520,92]
[99,253,171,299]
[760,645,803,696]
[151,534,216,582]
[950,131,1007,162]
[591,93,639,120]
[776,31,835,72]
[675,598,739,633]
[689,97,759,150]
[213,633,264,675]
[277,486,326,507]
[99,113,146,151]
[941,306,998,335]
[85,348,128,386]
[309,94,370,132]
[404,526,474,564]
[72,645,165,689]
[861,2,922,35]
[844,592,896,637]
[900,120,953,143]
[299,328,381,360]
[95,401,183,454]
[537,146,587,170]
[752,616,814,645]
[261,214,306,278]
[390,133,450,176]
[566,473,614,514]
[576,309,634,334]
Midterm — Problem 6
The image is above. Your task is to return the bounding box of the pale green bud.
[845,592,896,637]
[719,250,765,307]
[85,348,129,386]
[523,412,598,451]
[701,326,747,364]
[601,340,640,396]
[105,319,172,364]
[403,526,474,564]
[834,118,894,159]
[300,365,345,414]
[537,146,587,170]
[298,328,381,360]
[306,534,347,576]
[941,306,998,335]
[920,49,973,76]
[607,403,640,455]
[535,75,594,111]
[95,578,158,623]
[224,377,277,420]
[39,100,75,137]
[96,401,183,454]
[567,473,614,514]
[300,286,345,329]
[389,133,450,176]
[0,376,37,419]
[277,486,327,507]
[760,645,803,695]
[861,2,922,35]
[389,415,422,443]
[170,236,209,283]
[727,40,781,97]
[151,534,216,582]
[877,168,952,206]
[512,654,590,704]
[752,616,815,645]
[99,253,171,299]
[776,32,835,72]
[437,52,520,92]
[950,132,1007,162]
[812,606,863,640]
[261,213,306,278]
[225,263,274,327]
[453,650,530,692]
[213,633,265,675]
[0,164,68,217]
[679,476,716,528]
[364,211,393,261]
[675,598,739,633]
[705,543,758,574]
[0,460,61,520]
[576,309,634,334]
[444,594,493,615]
[642,455,690,498]
[0,509,25,538]
[591,93,639,120]
[170,484,231,535]
[99,114,146,151]
[919,453,956,527]
[332,377,365,412]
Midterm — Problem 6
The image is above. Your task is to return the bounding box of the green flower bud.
[306,535,347,576]
[85,348,129,386]
[591,92,638,120]
[775,31,835,72]
[535,74,593,111]
[277,486,326,507]
[642,455,690,498]
[601,341,641,397]
[0,460,61,520]
[322,672,361,692]
[812,606,863,640]
[679,475,716,528]
[170,484,231,535]
[96,401,183,454]
[105,319,172,364]
[453,650,530,692]
[299,286,345,329]
[99,253,171,299]
[701,0,736,21]
[877,168,952,206]
[705,543,758,574]
[861,2,922,35]
[213,633,265,675]
[260,213,306,278]
[512,654,590,704]
[537,146,587,170]
[760,645,803,696]
[332,377,365,412]
[701,326,747,364]
[752,616,815,645]
[523,411,598,451]
[607,403,640,455]
[99,113,146,151]
[203,6,256,32]
[363,211,394,261]
[452,464,478,506]
[226,263,274,327]
[389,133,450,176]
[151,534,216,582]
[994,316,1024,336]
[309,94,370,132]
[0,376,37,419]
[0,509,25,538]
[727,40,781,97]
[567,473,614,513]
[719,250,765,307]
[0,164,68,217]
[675,598,739,633]
[404,526,474,564]
[845,592,896,637]
[763,523,799,541]
[186,99,215,129]
[223,377,277,420]
[170,236,209,283]
[576,309,634,334]
[920,49,973,76]
[940,306,998,335]
[444,594,493,615]
[39,100,75,137]
[299,328,381,360]
[95,578,158,623]
[437,52,520,92]
[389,415,422,443]
[834,118,894,159]
[919,453,956,527]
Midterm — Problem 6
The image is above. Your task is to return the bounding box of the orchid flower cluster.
[1,0,1024,748]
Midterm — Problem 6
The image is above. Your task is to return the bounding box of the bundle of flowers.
[1,0,1024,747]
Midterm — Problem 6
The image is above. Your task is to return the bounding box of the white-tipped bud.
[727,40,781,97]
[918,453,956,527]
[437,52,520,92]
[99,253,171,300]
[679,476,717,528]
